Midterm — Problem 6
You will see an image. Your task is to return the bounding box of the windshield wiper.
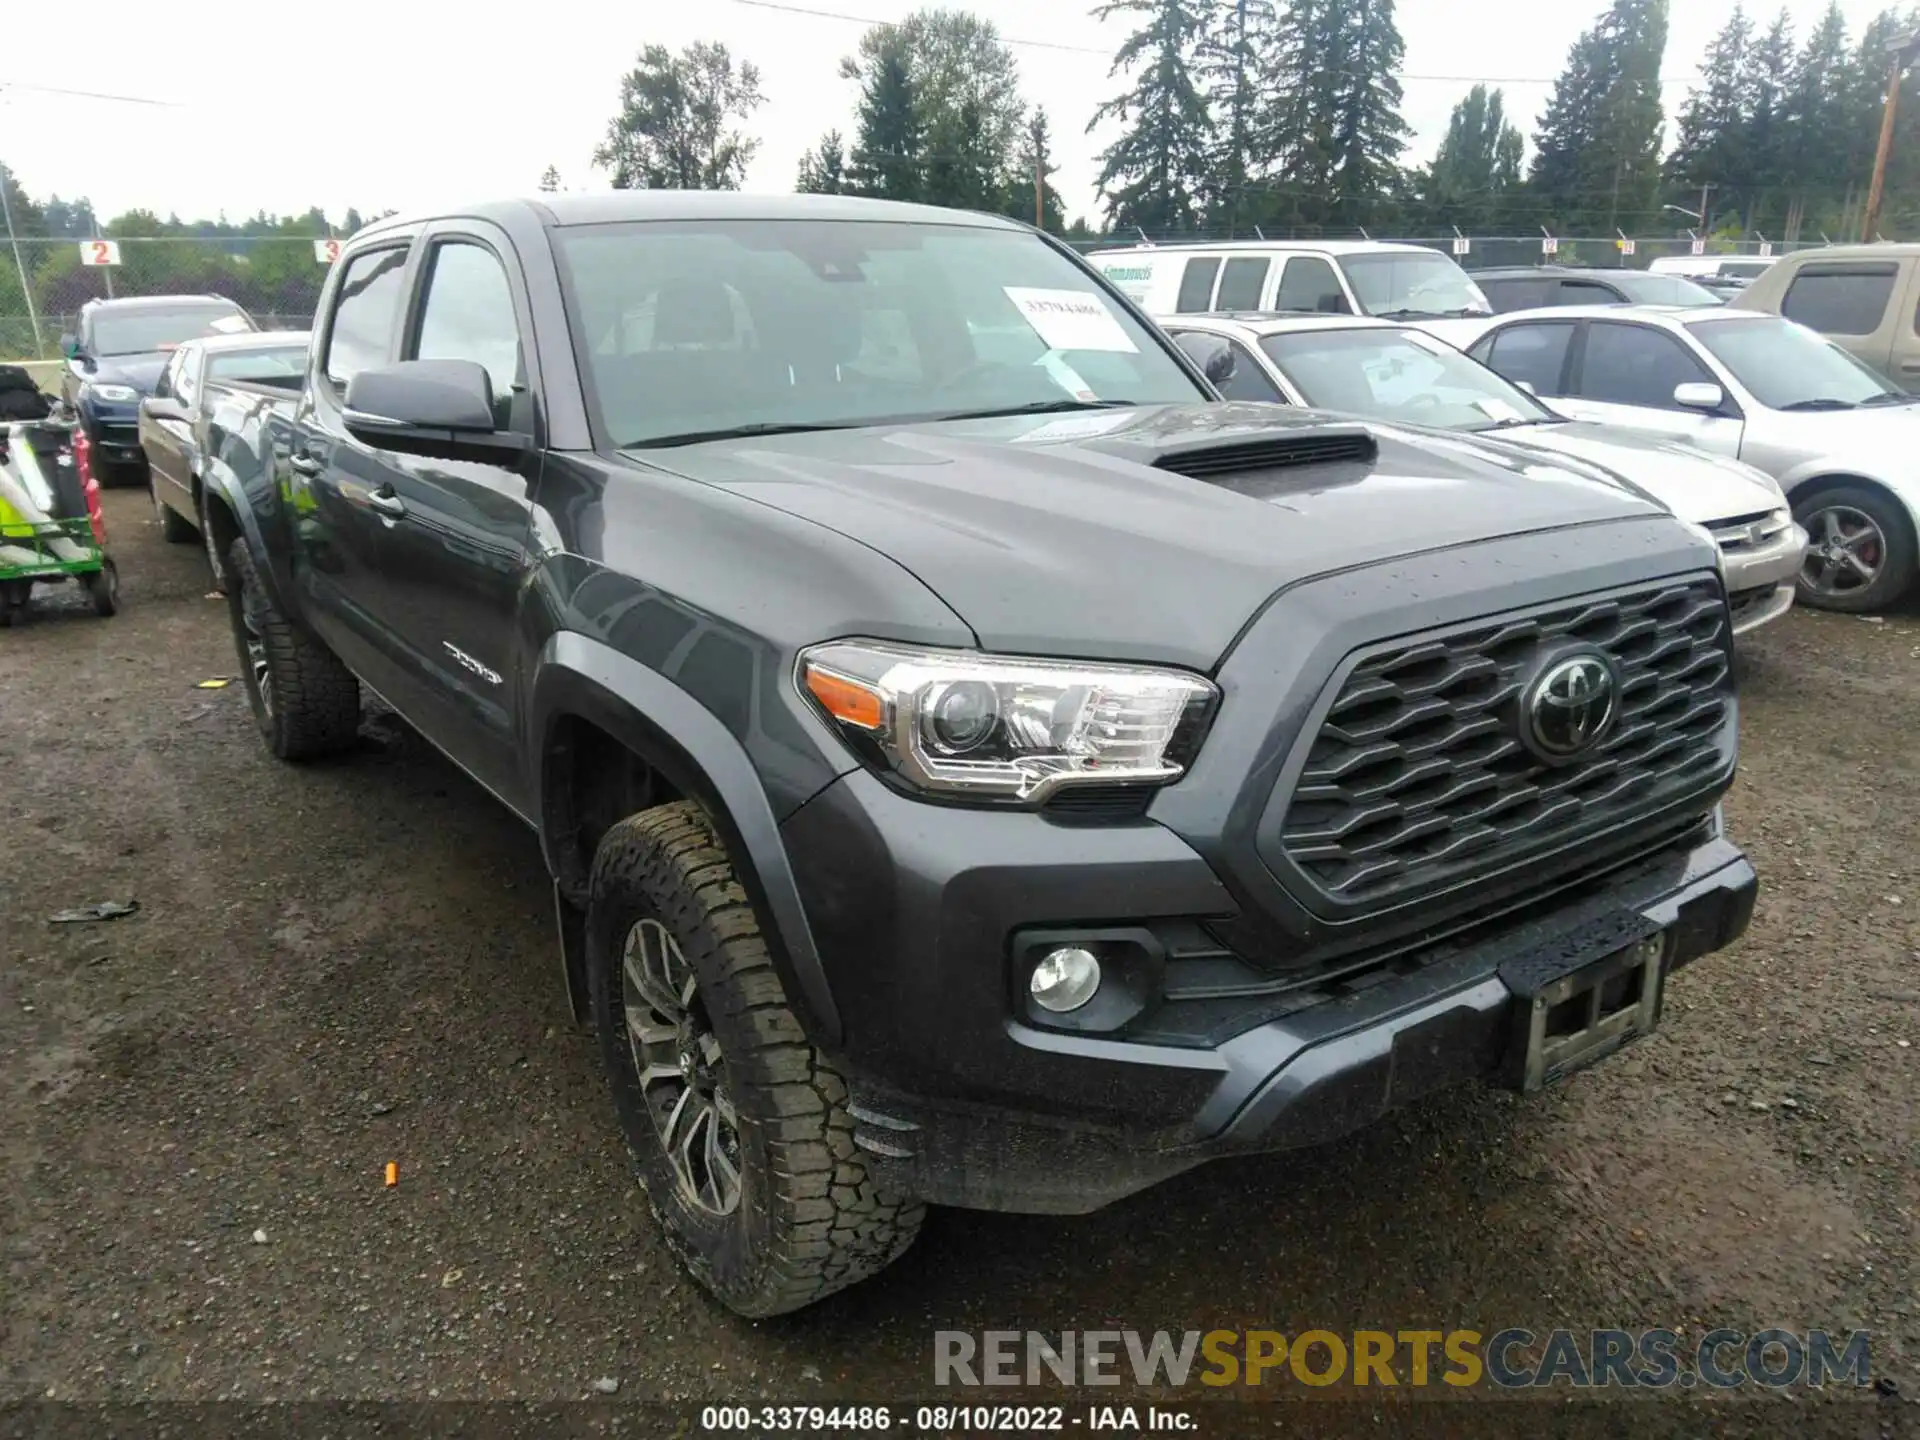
[1779,398,1857,412]
[1371,308,1441,321]
[1859,390,1920,407]
[934,399,1137,422]
[1477,416,1551,430]
[625,421,866,449]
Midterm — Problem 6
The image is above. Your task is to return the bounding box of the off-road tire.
[225,537,360,759]
[587,800,924,1317]
[152,477,195,543]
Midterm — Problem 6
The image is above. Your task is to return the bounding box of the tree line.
[594,0,1920,242]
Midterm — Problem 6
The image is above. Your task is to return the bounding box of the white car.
[1456,304,1920,612]
[1161,312,1806,637]
[1091,239,1494,325]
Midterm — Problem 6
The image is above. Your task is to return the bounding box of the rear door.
[1557,320,1744,455]
[1776,258,1903,378]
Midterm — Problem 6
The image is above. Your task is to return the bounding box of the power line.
[728,0,1704,83]
[0,79,181,107]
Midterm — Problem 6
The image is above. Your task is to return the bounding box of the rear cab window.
[1781,263,1898,337]
[1473,322,1576,395]
[1477,277,1556,312]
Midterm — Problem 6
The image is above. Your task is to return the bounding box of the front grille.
[1278,577,1733,910]
[97,422,138,446]
[1709,509,1791,556]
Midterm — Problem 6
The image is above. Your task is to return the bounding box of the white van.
[1090,240,1493,324]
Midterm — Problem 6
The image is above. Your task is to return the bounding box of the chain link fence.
[1,229,1832,361]
[1,237,327,360]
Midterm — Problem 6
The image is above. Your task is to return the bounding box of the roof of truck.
[1089,239,1438,258]
[358,192,1031,239]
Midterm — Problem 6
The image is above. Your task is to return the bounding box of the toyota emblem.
[1522,651,1619,761]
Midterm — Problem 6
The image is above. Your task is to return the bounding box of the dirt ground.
[2,489,1916,1437]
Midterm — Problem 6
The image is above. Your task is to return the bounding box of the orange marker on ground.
[384,1162,398,1187]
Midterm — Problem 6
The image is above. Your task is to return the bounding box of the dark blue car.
[61,295,257,481]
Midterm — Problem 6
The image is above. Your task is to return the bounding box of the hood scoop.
[1149,426,1378,480]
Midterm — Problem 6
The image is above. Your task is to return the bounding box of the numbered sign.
[1541,236,1559,256]
[1690,238,1707,256]
[79,240,121,267]
[1451,235,1470,257]
[1616,238,1637,256]
[314,238,342,265]
[1758,242,1774,258]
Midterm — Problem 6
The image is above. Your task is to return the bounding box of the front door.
[1556,320,1745,457]
[344,228,541,810]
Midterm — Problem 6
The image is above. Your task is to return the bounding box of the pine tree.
[1782,2,1852,236]
[1003,108,1068,231]
[1087,0,1214,233]
[1666,4,1753,204]
[925,96,998,209]
[1323,0,1410,220]
[849,38,926,201]
[796,131,850,194]
[538,165,562,193]
[1529,0,1670,233]
[1195,0,1280,232]
[1739,10,1797,229]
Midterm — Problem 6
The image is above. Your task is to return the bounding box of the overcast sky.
[0,0,1901,232]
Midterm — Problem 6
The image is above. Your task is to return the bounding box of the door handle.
[287,453,322,476]
[365,486,407,518]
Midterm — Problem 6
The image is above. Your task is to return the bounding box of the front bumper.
[1721,522,1807,636]
[784,770,1755,1215]
[79,405,142,466]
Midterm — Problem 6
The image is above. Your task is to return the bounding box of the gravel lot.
[2,490,1916,1436]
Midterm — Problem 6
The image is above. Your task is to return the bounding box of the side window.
[175,350,200,408]
[323,246,410,392]
[1559,279,1625,306]
[1576,323,1715,410]
[1274,256,1349,314]
[1214,257,1270,311]
[412,241,523,410]
[1175,257,1223,313]
[1478,278,1555,312]
[1477,322,1576,395]
[1782,264,1898,336]
[1216,341,1284,403]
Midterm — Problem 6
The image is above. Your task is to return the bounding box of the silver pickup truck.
[137,330,309,590]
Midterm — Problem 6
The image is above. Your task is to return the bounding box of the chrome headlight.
[86,383,138,404]
[797,640,1218,804]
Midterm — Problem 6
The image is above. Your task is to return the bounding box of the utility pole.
[1863,31,1920,244]
[1697,181,1716,235]
[1034,150,1043,231]
[1607,157,1624,263]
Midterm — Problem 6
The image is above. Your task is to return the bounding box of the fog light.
[1029,946,1101,1013]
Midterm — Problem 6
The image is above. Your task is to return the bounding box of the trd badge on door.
[443,641,503,686]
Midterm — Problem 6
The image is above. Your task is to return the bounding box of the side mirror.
[142,395,188,423]
[342,359,527,462]
[1673,381,1725,412]
[60,333,78,359]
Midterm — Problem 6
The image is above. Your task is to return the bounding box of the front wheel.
[587,801,924,1317]
[1794,485,1917,613]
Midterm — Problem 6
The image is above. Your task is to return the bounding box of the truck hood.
[1473,421,1786,524]
[628,403,1674,669]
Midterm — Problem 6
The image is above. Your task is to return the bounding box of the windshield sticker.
[209,315,252,335]
[1003,287,1138,354]
[1033,349,1099,403]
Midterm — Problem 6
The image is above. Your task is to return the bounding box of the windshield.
[556,220,1204,447]
[206,345,308,384]
[90,305,254,357]
[1259,326,1556,431]
[1342,251,1491,319]
[1618,273,1723,306]
[1690,315,1901,409]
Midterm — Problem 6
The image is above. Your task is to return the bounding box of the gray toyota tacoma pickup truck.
[202,192,1756,1317]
